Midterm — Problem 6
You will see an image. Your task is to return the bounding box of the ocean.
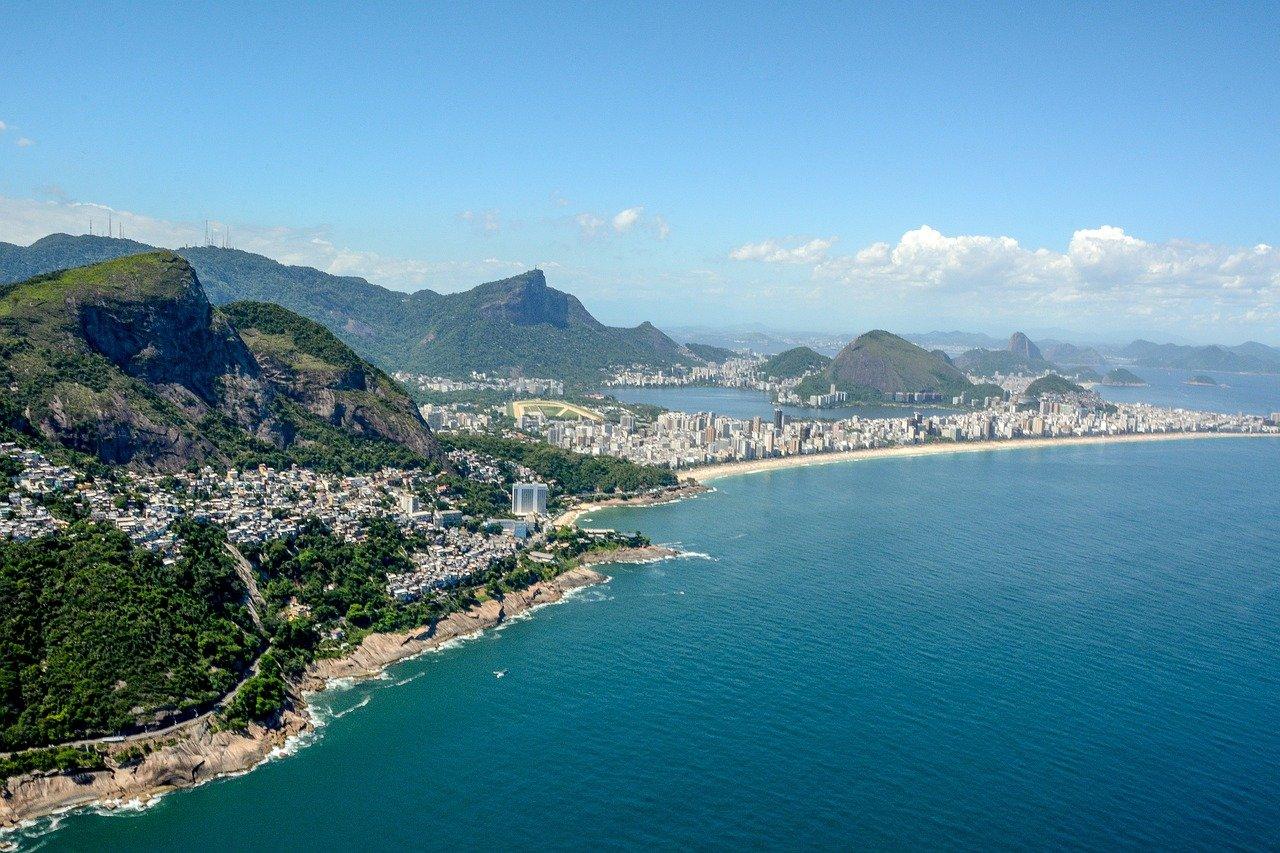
[18,436,1280,850]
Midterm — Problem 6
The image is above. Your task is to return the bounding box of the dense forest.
[0,521,259,751]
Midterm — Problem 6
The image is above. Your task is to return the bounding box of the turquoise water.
[16,438,1280,850]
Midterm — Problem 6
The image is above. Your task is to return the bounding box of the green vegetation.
[761,346,831,379]
[0,255,437,473]
[1186,374,1218,386]
[439,432,677,495]
[817,330,973,399]
[0,521,259,751]
[1024,374,1086,398]
[0,745,107,779]
[956,382,1007,404]
[1102,368,1146,386]
[954,348,1050,376]
[684,342,738,362]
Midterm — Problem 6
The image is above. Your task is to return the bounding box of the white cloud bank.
[731,225,1280,330]
[0,195,528,292]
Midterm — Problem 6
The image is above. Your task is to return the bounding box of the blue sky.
[2,2,1278,342]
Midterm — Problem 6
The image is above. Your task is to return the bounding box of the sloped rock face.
[474,269,573,327]
[78,260,259,406]
[1008,331,1043,363]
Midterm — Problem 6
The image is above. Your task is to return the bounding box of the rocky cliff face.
[0,253,436,471]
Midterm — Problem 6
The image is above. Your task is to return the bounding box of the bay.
[20,437,1280,851]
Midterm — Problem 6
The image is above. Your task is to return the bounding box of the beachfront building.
[512,482,549,516]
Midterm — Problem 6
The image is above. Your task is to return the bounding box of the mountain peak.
[1008,331,1043,362]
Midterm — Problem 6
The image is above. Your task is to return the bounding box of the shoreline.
[687,431,1279,482]
[1,564,611,834]
[552,483,708,528]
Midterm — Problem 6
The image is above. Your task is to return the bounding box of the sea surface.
[1094,366,1280,416]
[14,437,1280,851]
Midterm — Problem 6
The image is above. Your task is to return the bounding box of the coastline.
[552,483,708,528]
[1,564,611,833]
[687,431,1280,482]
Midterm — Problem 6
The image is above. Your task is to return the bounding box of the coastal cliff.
[1,565,608,830]
[304,565,606,687]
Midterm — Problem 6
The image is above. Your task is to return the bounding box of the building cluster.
[520,401,1278,470]
[605,356,762,389]
[393,371,563,397]
[1,443,553,602]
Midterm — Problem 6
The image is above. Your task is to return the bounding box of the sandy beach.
[687,431,1279,482]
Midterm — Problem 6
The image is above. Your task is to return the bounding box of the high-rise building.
[512,482,549,516]
[773,407,784,431]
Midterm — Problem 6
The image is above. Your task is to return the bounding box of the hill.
[684,342,739,362]
[0,253,436,472]
[0,235,702,383]
[955,331,1053,376]
[798,331,972,400]
[1101,368,1146,386]
[761,346,831,379]
[1024,374,1086,398]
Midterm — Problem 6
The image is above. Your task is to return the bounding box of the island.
[1186,374,1219,386]
[1101,368,1147,387]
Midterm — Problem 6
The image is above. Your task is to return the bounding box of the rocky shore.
[1,565,608,832]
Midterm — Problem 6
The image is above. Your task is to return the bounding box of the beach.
[686,430,1280,482]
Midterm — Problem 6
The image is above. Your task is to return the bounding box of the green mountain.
[1024,374,1086,398]
[684,342,739,362]
[0,235,702,383]
[1041,340,1108,367]
[761,346,831,379]
[798,331,972,400]
[0,252,435,472]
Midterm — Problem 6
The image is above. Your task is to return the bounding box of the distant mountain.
[684,342,739,362]
[0,234,702,383]
[761,346,831,379]
[1039,340,1109,367]
[0,233,155,283]
[0,253,435,472]
[904,330,1005,352]
[798,331,972,400]
[1118,339,1280,374]
[954,331,1053,376]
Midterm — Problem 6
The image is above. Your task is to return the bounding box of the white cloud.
[612,206,643,233]
[15,137,34,148]
[0,194,529,293]
[730,237,835,264]
[652,215,671,240]
[800,224,1280,330]
[0,121,7,132]
[458,208,501,233]
[574,212,605,237]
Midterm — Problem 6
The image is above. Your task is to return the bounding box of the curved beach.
[686,431,1279,482]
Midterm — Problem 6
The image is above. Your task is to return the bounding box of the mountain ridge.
[0,252,436,472]
[0,234,701,382]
